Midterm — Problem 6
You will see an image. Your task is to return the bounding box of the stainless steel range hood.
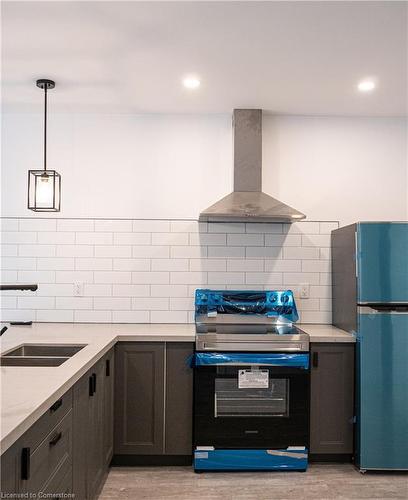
[199,109,306,223]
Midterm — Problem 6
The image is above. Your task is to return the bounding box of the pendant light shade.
[28,79,61,212]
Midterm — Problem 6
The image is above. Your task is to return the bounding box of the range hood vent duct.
[199,109,306,223]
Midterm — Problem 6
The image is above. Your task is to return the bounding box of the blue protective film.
[193,352,309,369]
[195,289,299,322]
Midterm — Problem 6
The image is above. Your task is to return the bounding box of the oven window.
[214,378,289,418]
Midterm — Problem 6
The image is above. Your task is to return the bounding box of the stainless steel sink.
[0,357,68,367]
[0,344,87,367]
[3,344,86,358]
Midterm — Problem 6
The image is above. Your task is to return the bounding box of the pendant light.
[28,79,61,211]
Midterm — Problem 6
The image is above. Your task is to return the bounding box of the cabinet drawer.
[21,410,72,494]
[24,390,73,452]
[42,456,72,498]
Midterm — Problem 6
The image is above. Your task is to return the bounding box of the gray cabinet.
[310,343,355,456]
[114,342,193,460]
[72,348,114,499]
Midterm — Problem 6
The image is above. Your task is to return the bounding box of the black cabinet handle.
[312,352,319,368]
[106,359,110,377]
[49,432,62,447]
[92,373,97,393]
[49,399,63,413]
[21,447,30,480]
[89,375,94,396]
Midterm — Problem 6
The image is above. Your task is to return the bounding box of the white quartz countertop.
[0,322,353,454]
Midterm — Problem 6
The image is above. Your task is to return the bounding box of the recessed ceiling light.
[182,76,200,89]
[357,80,376,92]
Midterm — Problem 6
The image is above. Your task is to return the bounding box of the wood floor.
[99,464,408,499]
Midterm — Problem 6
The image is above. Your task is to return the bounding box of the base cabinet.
[310,343,355,456]
[114,342,193,462]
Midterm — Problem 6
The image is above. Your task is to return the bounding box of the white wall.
[1,113,407,225]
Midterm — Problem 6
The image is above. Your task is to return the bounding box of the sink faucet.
[0,284,38,335]
[0,326,8,336]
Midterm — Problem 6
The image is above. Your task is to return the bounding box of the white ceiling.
[2,1,407,116]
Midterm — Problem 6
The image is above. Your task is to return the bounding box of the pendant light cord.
[44,85,47,172]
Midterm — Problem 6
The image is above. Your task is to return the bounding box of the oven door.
[194,352,309,449]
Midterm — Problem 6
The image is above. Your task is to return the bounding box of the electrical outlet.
[299,283,310,299]
[74,282,84,296]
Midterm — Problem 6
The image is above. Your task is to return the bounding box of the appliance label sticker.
[238,369,269,389]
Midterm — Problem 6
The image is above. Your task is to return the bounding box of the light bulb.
[36,175,54,206]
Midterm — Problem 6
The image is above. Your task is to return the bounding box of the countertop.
[0,322,353,454]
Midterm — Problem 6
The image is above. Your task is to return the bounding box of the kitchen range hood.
[199,109,306,223]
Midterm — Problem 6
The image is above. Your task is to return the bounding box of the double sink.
[0,344,86,367]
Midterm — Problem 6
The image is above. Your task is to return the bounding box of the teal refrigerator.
[332,222,408,471]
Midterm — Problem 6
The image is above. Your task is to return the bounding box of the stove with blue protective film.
[193,289,310,472]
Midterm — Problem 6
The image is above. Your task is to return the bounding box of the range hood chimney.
[199,109,306,223]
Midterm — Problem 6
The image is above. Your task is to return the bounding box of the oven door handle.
[193,352,309,369]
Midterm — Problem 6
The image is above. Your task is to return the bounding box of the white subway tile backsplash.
[19,245,56,257]
[265,260,301,272]
[227,234,264,246]
[170,221,207,233]
[57,245,94,257]
[76,258,112,271]
[95,246,131,258]
[1,309,34,322]
[246,223,282,234]
[132,271,169,284]
[113,258,151,271]
[246,247,282,259]
[1,219,19,231]
[152,259,189,271]
[75,310,112,322]
[150,310,187,323]
[302,234,331,247]
[94,297,131,310]
[18,296,55,309]
[1,245,18,256]
[283,247,319,260]
[132,297,167,310]
[56,297,93,310]
[112,310,149,323]
[208,272,245,285]
[189,233,226,246]
[19,219,56,232]
[208,246,245,258]
[2,232,37,244]
[19,270,56,283]
[170,272,207,284]
[132,220,170,232]
[38,232,75,245]
[95,271,131,284]
[57,219,94,232]
[113,284,150,297]
[208,222,245,233]
[95,220,132,232]
[36,310,74,322]
[301,260,331,273]
[56,271,93,283]
[114,233,151,245]
[245,273,282,285]
[190,259,226,271]
[3,218,335,324]
[227,259,264,272]
[133,246,170,258]
[77,232,113,245]
[152,233,189,246]
[3,257,37,270]
[265,234,302,247]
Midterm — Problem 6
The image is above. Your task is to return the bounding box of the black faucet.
[0,284,38,292]
[0,326,8,336]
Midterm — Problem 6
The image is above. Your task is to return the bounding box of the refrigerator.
[332,222,408,471]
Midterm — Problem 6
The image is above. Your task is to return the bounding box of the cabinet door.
[114,343,165,455]
[165,343,193,455]
[310,343,355,454]
[0,443,20,495]
[72,371,91,499]
[103,349,115,467]
[87,358,105,499]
